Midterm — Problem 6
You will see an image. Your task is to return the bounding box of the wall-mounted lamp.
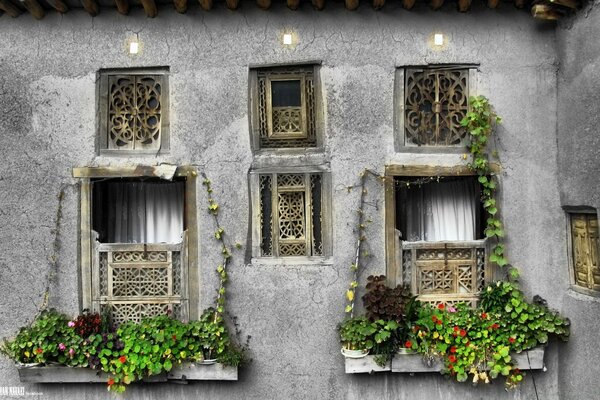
[126,34,142,56]
[428,32,448,51]
[279,29,298,49]
[434,33,444,46]
[283,33,293,46]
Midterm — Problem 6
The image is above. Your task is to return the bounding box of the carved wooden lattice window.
[255,66,317,149]
[404,67,469,146]
[570,213,600,291]
[99,69,169,153]
[259,173,323,257]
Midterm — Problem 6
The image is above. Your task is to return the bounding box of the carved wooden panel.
[402,240,487,306]
[405,68,469,146]
[259,173,323,257]
[257,67,316,148]
[95,244,184,325]
[107,75,163,150]
[571,214,600,291]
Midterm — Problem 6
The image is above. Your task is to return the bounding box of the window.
[384,166,492,306]
[250,171,331,258]
[98,68,169,154]
[250,64,320,150]
[397,66,475,149]
[73,166,198,324]
[569,212,599,292]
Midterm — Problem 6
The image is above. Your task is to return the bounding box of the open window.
[74,166,198,325]
[385,166,492,306]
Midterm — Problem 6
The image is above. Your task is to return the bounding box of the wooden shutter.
[571,214,600,291]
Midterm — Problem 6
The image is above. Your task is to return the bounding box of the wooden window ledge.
[345,347,545,374]
[17,363,238,383]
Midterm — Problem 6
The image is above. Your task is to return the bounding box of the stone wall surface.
[556,2,600,400]
[0,3,580,399]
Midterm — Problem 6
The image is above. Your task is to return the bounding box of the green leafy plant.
[339,316,377,352]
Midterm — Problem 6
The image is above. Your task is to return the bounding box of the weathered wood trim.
[173,0,187,12]
[199,0,213,10]
[312,0,325,10]
[457,0,471,12]
[430,0,444,10]
[384,176,397,286]
[402,0,416,9]
[345,0,359,10]
[18,363,237,383]
[80,179,93,311]
[73,165,179,179]
[393,68,405,151]
[80,0,99,16]
[321,172,333,258]
[114,0,129,15]
[256,0,271,10]
[225,0,239,10]
[384,164,501,177]
[184,169,199,320]
[22,0,45,19]
[0,0,22,17]
[140,0,157,17]
[287,0,300,9]
[47,0,69,13]
[249,172,262,259]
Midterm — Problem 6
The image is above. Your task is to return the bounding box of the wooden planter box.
[17,362,238,383]
[345,347,545,374]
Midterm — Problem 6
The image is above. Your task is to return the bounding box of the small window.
[569,212,600,292]
[98,68,169,154]
[257,172,324,257]
[385,168,491,306]
[251,65,318,149]
[403,66,471,147]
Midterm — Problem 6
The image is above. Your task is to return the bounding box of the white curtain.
[404,179,479,242]
[103,181,184,243]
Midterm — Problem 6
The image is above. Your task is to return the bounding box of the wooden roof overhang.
[0,0,581,21]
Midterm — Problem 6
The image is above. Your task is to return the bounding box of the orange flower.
[448,355,457,363]
[107,378,115,386]
[119,355,127,364]
[35,348,43,354]
[438,303,445,310]
[509,337,516,344]
[450,346,457,354]
[459,329,467,337]
[481,312,488,319]
[404,341,412,348]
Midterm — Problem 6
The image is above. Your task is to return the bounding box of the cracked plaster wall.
[556,2,600,399]
[0,3,575,399]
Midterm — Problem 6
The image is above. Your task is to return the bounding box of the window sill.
[344,347,545,374]
[17,363,238,383]
[251,256,333,266]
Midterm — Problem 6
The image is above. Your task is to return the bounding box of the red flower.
[481,312,488,319]
[509,337,516,344]
[514,368,521,374]
[35,348,43,354]
[119,356,127,364]
[453,326,459,332]
[172,335,177,341]
[404,341,412,349]
[448,355,457,363]
[107,378,115,386]
[431,316,438,323]
[459,329,467,337]
[436,319,442,325]
[465,341,470,347]
[438,303,445,310]
[450,346,457,354]
[491,323,499,330]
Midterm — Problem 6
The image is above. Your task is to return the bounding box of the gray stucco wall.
[0,3,577,399]
[556,2,600,400]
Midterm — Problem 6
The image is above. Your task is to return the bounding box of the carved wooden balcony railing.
[400,239,491,307]
[91,233,188,325]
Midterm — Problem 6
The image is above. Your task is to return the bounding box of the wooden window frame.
[566,208,600,296]
[249,62,324,153]
[97,67,170,156]
[249,165,332,261]
[266,74,307,139]
[72,165,199,320]
[394,65,478,153]
[384,164,498,305]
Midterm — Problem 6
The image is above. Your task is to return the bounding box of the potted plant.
[338,316,377,358]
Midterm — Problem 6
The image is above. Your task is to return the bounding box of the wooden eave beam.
[47,0,68,13]
[256,0,270,9]
[198,0,212,10]
[80,0,99,16]
[140,0,157,16]
[21,0,45,19]
[345,0,359,10]
[225,0,238,10]
[114,0,129,15]
[287,0,300,9]
[0,0,23,16]
[430,0,444,10]
[372,0,385,9]
[402,0,416,9]
[487,0,500,8]
[457,0,471,11]
[514,0,526,8]
[312,0,324,10]
[549,0,578,9]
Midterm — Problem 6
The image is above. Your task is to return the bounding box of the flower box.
[344,347,545,374]
[17,363,238,383]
